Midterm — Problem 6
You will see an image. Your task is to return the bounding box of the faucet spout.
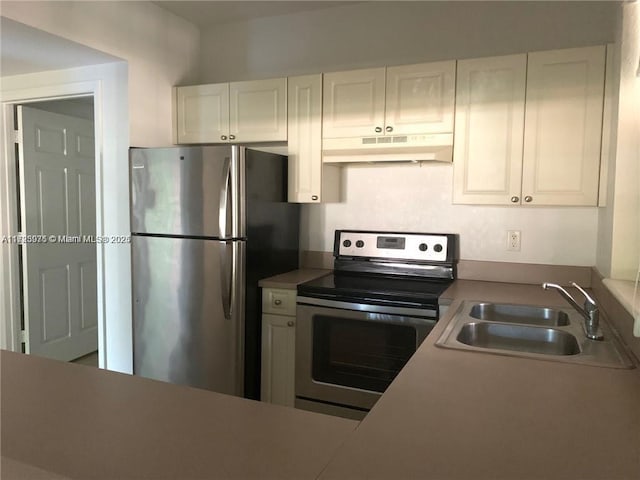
[542,282,603,341]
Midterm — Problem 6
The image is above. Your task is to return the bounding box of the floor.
[72,351,99,367]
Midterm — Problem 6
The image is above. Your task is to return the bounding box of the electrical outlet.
[507,230,521,251]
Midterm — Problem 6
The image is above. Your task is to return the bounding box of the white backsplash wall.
[300,164,599,266]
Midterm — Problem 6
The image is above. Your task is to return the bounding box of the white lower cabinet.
[261,288,296,407]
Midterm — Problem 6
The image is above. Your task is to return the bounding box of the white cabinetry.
[175,84,229,144]
[287,74,340,203]
[385,62,456,135]
[322,61,455,139]
[261,288,296,407]
[175,78,287,144]
[522,46,605,206]
[453,54,527,205]
[453,45,606,206]
[322,68,385,138]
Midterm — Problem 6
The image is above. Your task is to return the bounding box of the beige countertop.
[0,351,357,480]
[319,280,640,480]
[258,268,331,289]
[3,279,639,479]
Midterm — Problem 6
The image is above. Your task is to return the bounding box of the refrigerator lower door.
[132,235,244,396]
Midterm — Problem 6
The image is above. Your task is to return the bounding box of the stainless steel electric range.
[296,230,458,420]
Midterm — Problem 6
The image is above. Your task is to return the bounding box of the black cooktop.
[297,272,453,307]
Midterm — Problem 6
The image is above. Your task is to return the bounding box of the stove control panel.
[336,231,451,262]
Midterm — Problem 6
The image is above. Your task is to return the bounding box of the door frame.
[0,62,133,373]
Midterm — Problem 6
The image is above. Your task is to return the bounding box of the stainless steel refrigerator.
[130,146,299,398]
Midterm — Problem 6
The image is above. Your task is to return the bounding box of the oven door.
[296,297,437,411]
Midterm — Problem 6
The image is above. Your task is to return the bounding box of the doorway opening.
[13,96,99,367]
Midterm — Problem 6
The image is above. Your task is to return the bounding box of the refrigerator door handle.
[232,146,245,239]
[230,241,237,321]
[219,241,233,320]
[219,156,232,238]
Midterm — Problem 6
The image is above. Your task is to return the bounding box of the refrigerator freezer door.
[130,146,236,238]
[132,235,244,396]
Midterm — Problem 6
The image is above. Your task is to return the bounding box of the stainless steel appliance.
[130,146,299,399]
[296,230,457,419]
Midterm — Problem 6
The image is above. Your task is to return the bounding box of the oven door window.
[312,315,420,393]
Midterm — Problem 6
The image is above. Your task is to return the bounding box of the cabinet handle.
[311,195,318,201]
[229,134,236,140]
[385,126,393,132]
[274,299,282,306]
[221,135,227,140]
[510,196,519,203]
[375,126,383,133]
[524,196,533,203]
[287,320,294,327]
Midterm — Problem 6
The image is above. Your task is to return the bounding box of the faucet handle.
[570,282,597,309]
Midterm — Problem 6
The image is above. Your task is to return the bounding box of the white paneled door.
[17,106,97,361]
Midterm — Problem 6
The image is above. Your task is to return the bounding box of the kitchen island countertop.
[2,279,639,479]
[0,350,357,480]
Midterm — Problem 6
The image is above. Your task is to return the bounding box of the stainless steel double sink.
[436,301,635,369]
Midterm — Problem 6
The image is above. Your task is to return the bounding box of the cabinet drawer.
[262,288,296,316]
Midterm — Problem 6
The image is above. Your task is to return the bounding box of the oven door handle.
[297,296,437,319]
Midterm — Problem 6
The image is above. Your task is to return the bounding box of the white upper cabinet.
[453,45,606,206]
[230,78,287,143]
[453,54,526,205]
[287,74,340,203]
[385,61,456,135]
[175,84,230,144]
[322,62,455,139]
[522,46,605,206]
[175,78,287,144]
[322,68,386,138]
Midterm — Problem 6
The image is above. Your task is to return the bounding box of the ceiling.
[152,1,357,28]
[0,17,121,77]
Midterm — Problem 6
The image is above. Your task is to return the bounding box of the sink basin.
[435,300,635,369]
[457,322,581,356]
[469,303,569,327]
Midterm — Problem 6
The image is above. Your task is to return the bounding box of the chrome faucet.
[542,282,603,340]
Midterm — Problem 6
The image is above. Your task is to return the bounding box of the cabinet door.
[261,313,295,407]
[522,46,605,206]
[323,68,386,138]
[385,61,456,135]
[229,78,287,142]
[287,75,323,203]
[453,54,527,205]
[175,84,229,143]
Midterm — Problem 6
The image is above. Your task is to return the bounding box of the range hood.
[322,133,453,164]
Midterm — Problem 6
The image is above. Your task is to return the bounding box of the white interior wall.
[200,1,617,82]
[1,62,132,373]
[1,1,200,147]
[607,2,640,281]
[200,1,616,265]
